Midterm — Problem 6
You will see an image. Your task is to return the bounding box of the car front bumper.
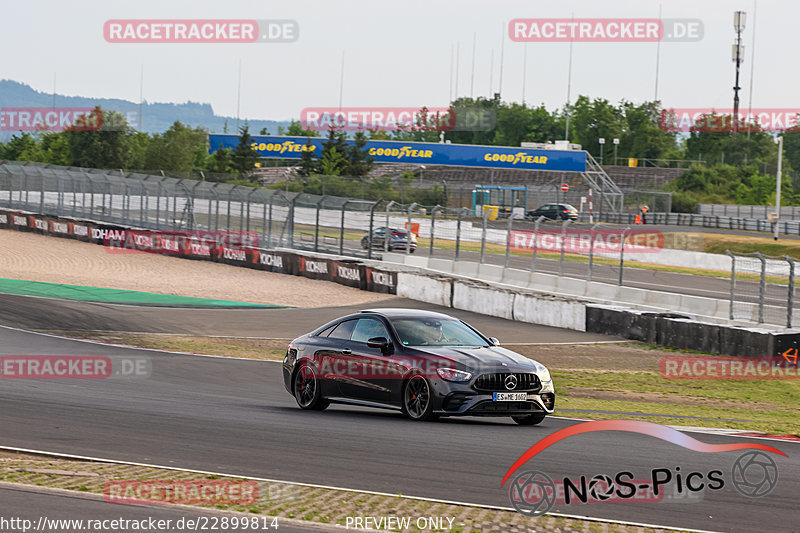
[429,378,556,417]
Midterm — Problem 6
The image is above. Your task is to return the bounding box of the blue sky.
[2,0,788,122]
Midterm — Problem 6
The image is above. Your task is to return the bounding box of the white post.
[774,135,783,240]
[589,189,594,224]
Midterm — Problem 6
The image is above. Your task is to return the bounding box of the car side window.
[317,323,337,337]
[327,319,358,340]
[351,318,389,344]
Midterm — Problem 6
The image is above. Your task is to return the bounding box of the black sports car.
[360,227,417,252]
[282,308,555,425]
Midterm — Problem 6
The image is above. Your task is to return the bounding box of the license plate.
[493,392,527,401]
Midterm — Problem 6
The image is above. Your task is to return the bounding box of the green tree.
[492,103,559,146]
[318,127,348,175]
[344,131,374,176]
[65,108,133,168]
[207,147,234,173]
[283,119,320,137]
[297,138,319,176]
[0,132,39,161]
[569,96,625,159]
[230,124,259,175]
[144,121,208,172]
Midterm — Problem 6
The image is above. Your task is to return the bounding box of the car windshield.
[391,318,488,347]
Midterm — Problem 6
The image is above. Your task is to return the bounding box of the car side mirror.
[488,337,500,346]
[367,336,393,355]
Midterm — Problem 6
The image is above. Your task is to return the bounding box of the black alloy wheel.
[294,364,329,410]
[403,375,435,421]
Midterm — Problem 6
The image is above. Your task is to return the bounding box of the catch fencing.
[0,163,657,284]
[4,162,800,329]
[727,251,797,328]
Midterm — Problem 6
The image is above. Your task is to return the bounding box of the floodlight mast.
[732,11,747,133]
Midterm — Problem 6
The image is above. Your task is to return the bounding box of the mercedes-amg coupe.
[282,308,555,425]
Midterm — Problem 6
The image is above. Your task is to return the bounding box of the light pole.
[732,11,746,133]
[613,138,620,165]
[774,135,783,240]
[598,138,605,165]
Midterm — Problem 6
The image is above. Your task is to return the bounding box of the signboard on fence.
[207,134,587,172]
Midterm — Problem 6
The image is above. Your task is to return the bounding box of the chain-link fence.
[727,251,797,328]
[5,162,799,328]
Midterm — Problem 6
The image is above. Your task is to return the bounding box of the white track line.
[0,445,720,533]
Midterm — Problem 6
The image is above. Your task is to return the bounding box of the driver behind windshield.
[418,320,445,345]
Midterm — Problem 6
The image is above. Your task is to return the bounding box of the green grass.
[553,368,800,434]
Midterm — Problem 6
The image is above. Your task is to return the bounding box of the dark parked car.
[282,309,555,425]
[525,203,579,221]
[360,227,417,252]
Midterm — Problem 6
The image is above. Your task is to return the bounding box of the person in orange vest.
[640,205,649,225]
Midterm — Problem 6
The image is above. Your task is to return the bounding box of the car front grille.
[473,372,541,392]
[468,401,543,413]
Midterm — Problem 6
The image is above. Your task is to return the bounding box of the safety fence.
[699,204,800,220]
[727,251,796,328]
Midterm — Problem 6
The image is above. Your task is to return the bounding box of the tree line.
[2,99,800,211]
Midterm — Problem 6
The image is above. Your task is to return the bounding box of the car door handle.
[341,349,352,355]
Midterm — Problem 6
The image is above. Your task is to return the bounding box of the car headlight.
[536,365,552,383]
[437,368,472,382]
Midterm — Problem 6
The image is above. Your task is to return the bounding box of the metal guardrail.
[597,211,800,236]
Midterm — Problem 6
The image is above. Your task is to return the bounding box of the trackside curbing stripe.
[0,481,353,532]
[0,445,721,533]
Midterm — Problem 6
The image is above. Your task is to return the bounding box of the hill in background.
[0,79,291,139]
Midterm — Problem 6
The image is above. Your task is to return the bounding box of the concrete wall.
[383,252,763,324]
[585,304,798,357]
[396,273,452,307]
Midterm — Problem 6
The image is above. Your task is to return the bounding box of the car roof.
[360,308,455,319]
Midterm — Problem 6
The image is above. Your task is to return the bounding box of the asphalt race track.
[0,297,798,532]
[0,293,612,343]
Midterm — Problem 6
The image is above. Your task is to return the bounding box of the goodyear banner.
[208,135,587,172]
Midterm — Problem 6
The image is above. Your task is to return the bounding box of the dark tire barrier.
[586,304,800,358]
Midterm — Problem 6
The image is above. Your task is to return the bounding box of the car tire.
[512,413,546,426]
[402,375,436,421]
[293,363,329,411]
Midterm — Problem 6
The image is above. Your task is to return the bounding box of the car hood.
[405,345,544,373]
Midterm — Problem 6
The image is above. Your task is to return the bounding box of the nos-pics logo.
[503,420,784,517]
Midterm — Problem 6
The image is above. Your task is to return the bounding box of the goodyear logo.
[251,141,316,154]
[483,152,549,165]
[368,146,433,159]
